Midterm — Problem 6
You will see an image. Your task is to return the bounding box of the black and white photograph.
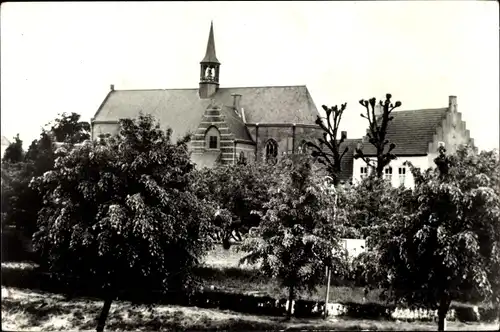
[1,1,499,331]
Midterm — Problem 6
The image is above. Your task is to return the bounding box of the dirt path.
[2,287,499,331]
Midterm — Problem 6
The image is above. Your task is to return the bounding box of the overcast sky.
[1,1,499,151]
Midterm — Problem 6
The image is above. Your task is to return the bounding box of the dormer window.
[205,126,220,150]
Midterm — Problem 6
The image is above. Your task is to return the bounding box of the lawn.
[2,287,498,331]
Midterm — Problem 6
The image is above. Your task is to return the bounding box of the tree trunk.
[437,296,451,331]
[96,296,113,332]
[286,286,294,320]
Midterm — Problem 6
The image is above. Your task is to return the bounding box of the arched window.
[265,139,278,164]
[205,126,220,150]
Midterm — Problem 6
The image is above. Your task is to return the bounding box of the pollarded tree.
[371,145,500,331]
[30,114,214,332]
[354,93,402,178]
[306,103,349,187]
[239,156,349,319]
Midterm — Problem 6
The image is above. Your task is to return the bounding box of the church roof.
[359,107,448,156]
[92,85,319,141]
[201,21,219,64]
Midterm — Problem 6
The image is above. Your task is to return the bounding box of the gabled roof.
[92,85,319,141]
[359,108,448,156]
[1,136,11,146]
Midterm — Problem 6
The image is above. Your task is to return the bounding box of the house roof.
[1,136,11,146]
[359,108,448,156]
[92,85,319,141]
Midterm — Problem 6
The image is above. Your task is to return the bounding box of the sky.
[1,1,499,151]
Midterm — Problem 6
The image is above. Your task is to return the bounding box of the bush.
[341,302,395,320]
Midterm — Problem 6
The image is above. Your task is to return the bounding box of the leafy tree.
[354,94,402,178]
[2,134,24,163]
[337,175,405,242]
[47,112,90,144]
[30,114,214,332]
[193,162,277,249]
[306,103,349,186]
[239,157,348,319]
[365,146,500,331]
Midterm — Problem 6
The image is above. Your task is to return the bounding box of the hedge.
[1,264,498,322]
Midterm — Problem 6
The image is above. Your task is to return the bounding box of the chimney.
[241,107,247,123]
[448,95,457,113]
[110,84,115,91]
[341,131,347,140]
[231,93,242,111]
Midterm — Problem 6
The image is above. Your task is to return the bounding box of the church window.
[209,136,218,149]
[298,141,308,154]
[265,139,278,164]
[384,167,393,181]
[205,126,220,150]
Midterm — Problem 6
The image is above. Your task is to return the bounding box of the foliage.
[29,114,214,331]
[239,156,349,318]
[365,145,500,330]
[354,93,402,178]
[3,134,25,163]
[192,161,278,249]
[337,175,408,241]
[306,103,349,186]
[1,131,57,240]
[47,112,90,144]
[2,113,89,246]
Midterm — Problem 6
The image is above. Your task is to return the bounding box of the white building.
[351,95,474,187]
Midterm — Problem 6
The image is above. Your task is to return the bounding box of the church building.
[91,22,324,169]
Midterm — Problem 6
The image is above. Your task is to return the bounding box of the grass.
[199,244,380,302]
[2,286,498,331]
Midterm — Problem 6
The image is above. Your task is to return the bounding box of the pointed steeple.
[201,21,220,64]
[199,21,221,99]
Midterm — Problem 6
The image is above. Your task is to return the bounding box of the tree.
[2,134,24,163]
[47,112,91,144]
[354,93,402,178]
[30,114,214,332]
[239,157,348,319]
[306,103,349,186]
[337,175,405,242]
[367,146,500,331]
[193,162,277,249]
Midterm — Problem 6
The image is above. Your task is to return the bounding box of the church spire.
[201,21,219,64]
[199,21,220,99]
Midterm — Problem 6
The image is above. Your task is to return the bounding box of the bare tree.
[306,103,349,186]
[354,93,402,178]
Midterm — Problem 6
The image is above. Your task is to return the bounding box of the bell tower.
[199,21,220,99]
